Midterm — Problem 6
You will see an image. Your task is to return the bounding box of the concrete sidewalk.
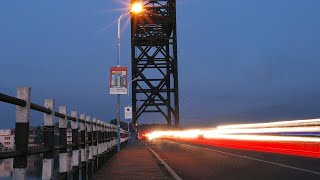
[94,139,166,180]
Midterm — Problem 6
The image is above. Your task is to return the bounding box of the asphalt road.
[146,139,320,180]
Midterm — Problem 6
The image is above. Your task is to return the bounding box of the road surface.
[146,139,320,180]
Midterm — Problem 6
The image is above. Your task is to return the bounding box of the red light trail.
[146,119,320,158]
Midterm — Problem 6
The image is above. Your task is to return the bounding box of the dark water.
[0,152,72,180]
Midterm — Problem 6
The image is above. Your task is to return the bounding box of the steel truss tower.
[130,0,179,127]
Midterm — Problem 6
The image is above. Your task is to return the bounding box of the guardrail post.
[106,124,110,158]
[86,116,93,179]
[120,129,123,146]
[113,125,117,154]
[111,125,114,154]
[127,130,129,143]
[97,120,103,168]
[102,121,106,165]
[106,124,110,159]
[71,111,79,180]
[59,106,68,180]
[42,99,55,180]
[13,87,31,180]
[79,114,87,180]
[92,118,98,173]
[102,122,107,165]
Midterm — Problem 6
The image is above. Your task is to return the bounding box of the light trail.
[207,126,320,134]
[202,134,320,143]
[145,119,320,158]
[147,126,320,141]
[217,118,320,129]
[147,130,202,140]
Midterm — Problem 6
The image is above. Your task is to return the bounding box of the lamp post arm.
[117,11,130,66]
[128,77,138,97]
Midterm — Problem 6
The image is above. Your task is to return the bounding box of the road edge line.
[143,142,182,180]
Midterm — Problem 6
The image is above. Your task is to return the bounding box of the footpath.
[94,138,168,180]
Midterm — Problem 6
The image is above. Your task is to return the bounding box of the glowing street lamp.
[115,2,144,152]
[131,2,143,13]
[117,2,144,65]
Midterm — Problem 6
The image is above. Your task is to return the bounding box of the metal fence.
[0,87,129,180]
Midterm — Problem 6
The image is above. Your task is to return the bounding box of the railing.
[0,87,129,180]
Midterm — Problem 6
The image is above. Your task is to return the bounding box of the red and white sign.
[110,67,128,95]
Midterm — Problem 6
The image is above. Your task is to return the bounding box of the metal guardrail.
[0,87,129,180]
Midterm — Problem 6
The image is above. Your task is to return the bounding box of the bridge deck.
[94,139,166,180]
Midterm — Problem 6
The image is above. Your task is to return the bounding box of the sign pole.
[112,11,129,152]
[117,94,120,152]
[124,106,132,142]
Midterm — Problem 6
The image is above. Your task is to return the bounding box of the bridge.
[1,0,320,180]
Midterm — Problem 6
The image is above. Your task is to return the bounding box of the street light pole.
[115,1,144,152]
[116,11,129,152]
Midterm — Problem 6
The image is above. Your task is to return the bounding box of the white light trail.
[217,118,320,129]
[147,130,202,140]
[207,126,320,134]
[146,119,320,143]
[147,128,320,142]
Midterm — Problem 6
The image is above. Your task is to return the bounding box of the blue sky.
[1,0,320,128]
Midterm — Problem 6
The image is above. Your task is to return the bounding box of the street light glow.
[131,2,143,13]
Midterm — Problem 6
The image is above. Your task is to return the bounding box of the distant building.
[0,127,44,149]
[28,127,43,148]
[53,126,73,145]
[0,126,74,149]
[0,129,15,150]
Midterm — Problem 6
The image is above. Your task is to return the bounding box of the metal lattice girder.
[130,0,179,127]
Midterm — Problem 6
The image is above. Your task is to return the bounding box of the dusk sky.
[1,0,320,128]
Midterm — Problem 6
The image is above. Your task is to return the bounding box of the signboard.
[110,67,128,95]
[125,106,132,119]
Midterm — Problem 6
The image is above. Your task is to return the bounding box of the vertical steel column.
[172,0,180,127]
[131,40,138,127]
[166,44,172,126]
[13,87,30,180]
[42,99,55,180]
[58,106,68,180]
